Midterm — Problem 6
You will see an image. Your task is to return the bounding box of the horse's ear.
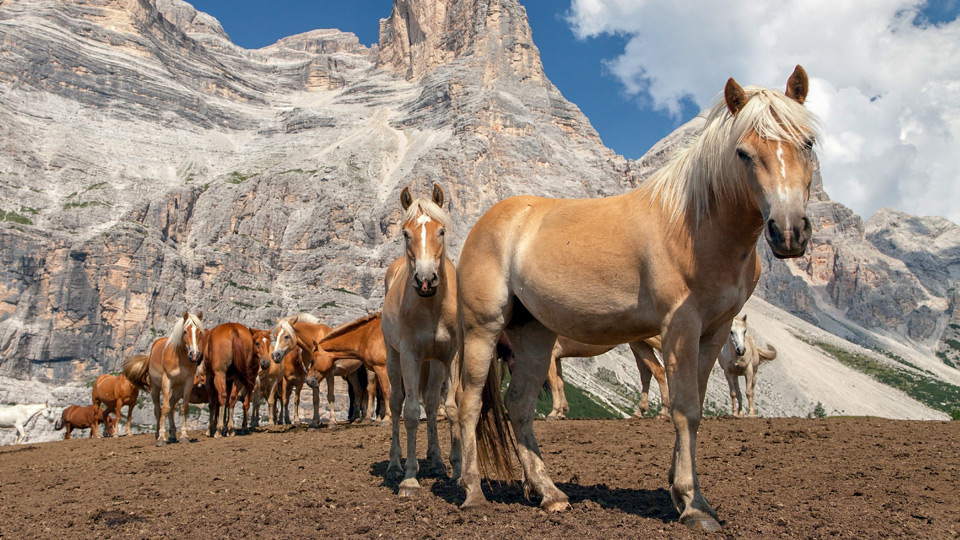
[432,183,444,208]
[741,313,747,323]
[289,316,299,326]
[724,77,748,116]
[400,187,413,210]
[311,339,319,353]
[197,311,203,321]
[182,310,188,321]
[785,65,808,105]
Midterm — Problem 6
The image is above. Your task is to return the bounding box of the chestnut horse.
[55,405,117,439]
[91,369,142,437]
[268,314,331,425]
[304,313,390,425]
[201,322,258,437]
[380,184,460,496]
[123,310,204,446]
[546,336,670,420]
[251,329,283,425]
[456,67,818,530]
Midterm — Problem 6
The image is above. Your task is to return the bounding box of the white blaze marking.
[190,324,198,353]
[776,142,786,179]
[416,213,431,254]
[274,328,285,351]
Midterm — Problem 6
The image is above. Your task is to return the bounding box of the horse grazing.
[305,313,391,425]
[0,403,54,444]
[201,322,259,437]
[268,314,331,425]
[717,314,777,417]
[123,310,205,446]
[379,183,460,496]
[55,405,117,439]
[456,67,818,530]
[91,368,142,437]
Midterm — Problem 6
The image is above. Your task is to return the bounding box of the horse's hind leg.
[126,403,135,436]
[504,320,568,511]
[633,351,654,419]
[15,422,25,444]
[545,346,564,420]
[424,360,447,477]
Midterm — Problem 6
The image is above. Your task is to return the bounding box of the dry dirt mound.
[0,418,957,539]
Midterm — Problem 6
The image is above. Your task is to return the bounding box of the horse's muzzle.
[271,351,284,364]
[765,215,811,259]
[188,351,202,364]
[305,374,319,388]
[413,273,439,297]
[736,347,746,356]
[260,357,271,370]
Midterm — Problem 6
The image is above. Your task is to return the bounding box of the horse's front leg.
[157,375,174,446]
[324,373,337,427]
[724,370,741,417]
[663,319,725,531]
[424,359,448,477]
[126,402,135,436]
[745,364,757,418]
[398,350,423,497]
[385,344,405,481]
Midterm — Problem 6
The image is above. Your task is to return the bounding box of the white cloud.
[568,0,960,223]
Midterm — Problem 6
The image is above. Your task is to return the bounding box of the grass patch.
[18,205,39,215]
[801,336,960,415]
[332,287,358,296]
[320,301,337,309]
[0,209,33,225]
[516,371,619,419]
[278,168,318,175]
[233,301,255,309]
[63,200,111,210]
[83,181,107,193]
[227,280,269,293]
[226,171,256,184]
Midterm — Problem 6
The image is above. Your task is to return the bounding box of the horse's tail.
[122,355,150,391]
[758,344,777,363]
[474,353,517,482]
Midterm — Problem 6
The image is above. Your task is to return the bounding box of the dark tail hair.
[474,352,518,482]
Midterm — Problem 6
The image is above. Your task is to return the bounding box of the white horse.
[0,403,55,444]
[717,314,777,417]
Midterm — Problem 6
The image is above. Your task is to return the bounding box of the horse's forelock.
[166,312,204,351]
[402,198,450,230]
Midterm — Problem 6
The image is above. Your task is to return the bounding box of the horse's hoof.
[459,493,489,511]
[398,480,420,498]
[154,439,166,447]
[680,515,722,532]
[545,415,559,422]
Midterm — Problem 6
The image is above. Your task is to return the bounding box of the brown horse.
[201,322,258,437]
[268,314,331,425]
[380,184,460,496]
[456,68,818,530]
[304,313,391,425]
[55,405,117,439]
[251,328,283,425]
[123,310,205,446]
[546,336,670,420]
[91,369,142,437]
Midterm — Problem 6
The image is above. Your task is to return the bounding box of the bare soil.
[0,417,957,539]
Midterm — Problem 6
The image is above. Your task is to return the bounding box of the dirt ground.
[0,417,957,539]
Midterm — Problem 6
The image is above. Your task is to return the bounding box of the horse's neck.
[321,324,369,355]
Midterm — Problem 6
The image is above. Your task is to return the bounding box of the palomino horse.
[456,67,818,530]
[268,314,331,425]
[304,313,390,425]
[55,405,117,439]
[91,369,142,437]
[201,322,258,437]
[717,314,777,417]
[123,310,205,446]
[380,184,460,496]
[0,403,54,444]
[545,336,670,420]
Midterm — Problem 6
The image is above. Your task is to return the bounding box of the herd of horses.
[1,67,817,531]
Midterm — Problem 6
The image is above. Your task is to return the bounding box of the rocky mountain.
[0,0,957,433]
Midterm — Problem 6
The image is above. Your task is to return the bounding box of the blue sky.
[189,0,692,160]
[189,1,960,223]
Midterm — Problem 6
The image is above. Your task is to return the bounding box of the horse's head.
[725,66,818,259]
[399,183,449,297]
[102,410,118,435]
[181,310,204,364]
[271,317,298,364]
[305,339,335,388]
[251,330,272,370]
[729,314,748,358]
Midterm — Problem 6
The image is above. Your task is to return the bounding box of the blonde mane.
[640,86,821,229]
[166,312,203,352]
[319,312,381,346]
[274,318,297,341]
[403,198,450,230]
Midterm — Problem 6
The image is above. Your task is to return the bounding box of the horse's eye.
[438,228,445,237]
[804,137,815,150]
[402,229,411,239]
[736,148,752,163]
